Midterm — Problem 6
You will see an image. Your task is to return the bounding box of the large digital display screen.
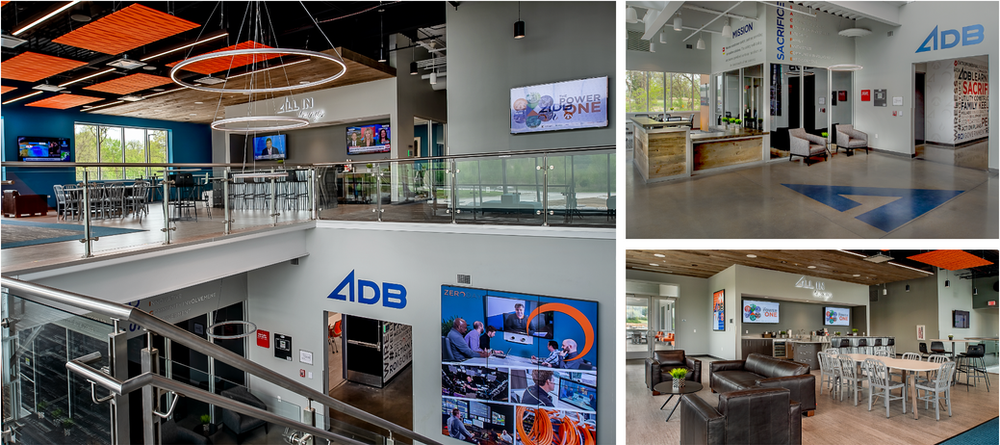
[253,134,287,161]
[17,136,71,162]
[742,300,780,324]
[824,307,850,326]
[510,76,608,134]
[441,286,598,444]
[347,124,391,155]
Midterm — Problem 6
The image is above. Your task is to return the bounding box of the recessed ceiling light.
[654,253,665,258]
[194,101,203,104]
[649,263,659,267]
[853,274,861,277]
[746,254,757,258]
[807,266,817,269]
[299,81,310,84]
[142,65,156,71]
[153,109,162,112]
[189,113,197,116]
[152,88,165,92]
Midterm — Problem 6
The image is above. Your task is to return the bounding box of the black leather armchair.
[161,419,213,445]
[681,387,802,445]
[645,350,702,395]
[709,353,816,416]
[220,386,268,443]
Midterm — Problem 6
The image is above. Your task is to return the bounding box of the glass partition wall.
[625,295,676,360]
[768,64,855,159]
[713,64,765,131]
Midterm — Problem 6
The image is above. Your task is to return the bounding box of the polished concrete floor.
[626,148,999,239]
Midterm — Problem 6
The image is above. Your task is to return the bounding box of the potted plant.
[779,330,786,338]
[851,328,858,336]
[668,368,688,389]
[61,418,74,437]
[200,414,212,435]
[734,118,742,129]
[835,331,841,336]
[51,408,63,421]
[36,401,47,419]
[948,334,954,340]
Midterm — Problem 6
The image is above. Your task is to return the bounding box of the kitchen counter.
[691,128,768,143]
[740,337,828,343]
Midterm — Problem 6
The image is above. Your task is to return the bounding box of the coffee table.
[653,380,703,422]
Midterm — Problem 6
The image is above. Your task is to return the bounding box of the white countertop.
[741,336,829,343]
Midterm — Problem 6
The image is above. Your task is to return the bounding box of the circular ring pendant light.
[207,320,258,340]
[210,115,310,133]
[170,48,347,94]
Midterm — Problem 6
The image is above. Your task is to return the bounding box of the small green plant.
[668,368,688,380]
[61,419,74,429]
[51,409,63,419]
[200,414,211,425]
[734,119,742,125]
[779,331,786,335]
[852,328,858,333]
[835,331,841,336]
[441,315,459,336]
[37,401,48,411]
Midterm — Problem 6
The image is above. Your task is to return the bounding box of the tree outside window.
[75,124,169,180]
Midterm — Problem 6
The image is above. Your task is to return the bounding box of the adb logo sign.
[327,270,407,309]
[916,24,984,53]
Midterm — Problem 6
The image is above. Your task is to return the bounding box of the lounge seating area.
[788,128,830,165]
[709,353,816,416]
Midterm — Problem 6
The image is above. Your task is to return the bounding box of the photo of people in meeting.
[442,364,510,402]
[441,285,598,443]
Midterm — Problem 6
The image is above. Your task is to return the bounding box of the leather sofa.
[709,353,816,416]
[220,386,268,444]
[2,190,49,217]
[680,387,802,445]
[645,350,702,395]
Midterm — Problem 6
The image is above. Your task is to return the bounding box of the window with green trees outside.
[75,124,168,181]
[626,71,703,114]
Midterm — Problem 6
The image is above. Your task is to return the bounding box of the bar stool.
[930,341,947,354]
[919,343,931,358]
[838,338,852,354]
[857,338,869,355]
[886,338,896,357]
[873,338,884,355]
[957,344,991,392]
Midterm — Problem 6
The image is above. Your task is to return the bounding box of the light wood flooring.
[1,203,312,274]
[626,357,999,445]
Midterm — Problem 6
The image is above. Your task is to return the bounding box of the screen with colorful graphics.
[824,307,850,326]
[18,136,71,162]
[347,124,391,155]
[742,300,780,324]
[441,286,598,444]
[712,290,725,331]
[510,77,608,134]
[253,134,286,161]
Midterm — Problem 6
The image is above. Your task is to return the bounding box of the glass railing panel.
[227,169,314,233]
[317,165,380,221]
[1,291,114,445]
[381,159,453,224]
[451,157,489,223]
[545,150,616,227]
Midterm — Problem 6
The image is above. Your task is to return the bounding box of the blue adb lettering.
[916,24,984,53]
[328,270,407,308]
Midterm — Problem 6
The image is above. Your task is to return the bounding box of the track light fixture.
[660,30,667,44]
[514,2,525,39]
[722,18,732,36]
[696,33,705,50]
[626,7,638,24]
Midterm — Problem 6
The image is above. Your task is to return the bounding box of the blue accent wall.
[1,106,211,207]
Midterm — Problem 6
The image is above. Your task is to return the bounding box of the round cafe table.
[653,380,703,422]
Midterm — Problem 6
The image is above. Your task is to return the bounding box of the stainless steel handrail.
[2,277,442,445]
[67,356,367,445]
[1,145,615,168]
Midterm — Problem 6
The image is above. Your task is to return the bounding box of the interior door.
[789,77,800,129]
[625,296,650,360]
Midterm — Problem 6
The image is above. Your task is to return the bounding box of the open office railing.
[1,276,441,445]
[2,145,615,260]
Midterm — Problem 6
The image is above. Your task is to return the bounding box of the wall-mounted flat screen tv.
[824,307,850,326]
[18,136,71,162]
[253,134,287,161]
[953,310,970,328]
[347,124,391,155]
[510,76,608,134]
[484,294,554,344]
[742,300,780,323]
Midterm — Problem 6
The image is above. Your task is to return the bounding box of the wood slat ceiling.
[52,3,200,55]
[626,250,934,285]
[83,73,174,95]
[86,47,394,124]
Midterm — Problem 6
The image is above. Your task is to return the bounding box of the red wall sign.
[257,329,270,348]
[861,90,871,101]
[989,301,996,306]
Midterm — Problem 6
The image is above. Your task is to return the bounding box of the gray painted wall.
[626,23,713,74]
[869,275,940,355]
[925,59,955,145]
[708,267,738,359]
[392,34,448,157]
[854,1,998,168]
[446,1,615,153]
[244,224,615,444]
[625,270,710,356]
[229,119,394,165]
[937,271,999,341]
[739,297,864,336]
[972,276,1000,308]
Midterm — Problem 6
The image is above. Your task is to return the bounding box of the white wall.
[925,59,956,144]
[393,34,448,157]
[446,1,615,153]
[854,1,998,168]
[244,223,615,444]
[625,270,710,355]
[707,267,738,359]
[937,269,997,341]
[627,24,713,74]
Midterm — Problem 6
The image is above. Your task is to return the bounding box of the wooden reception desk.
[632,117,767,182]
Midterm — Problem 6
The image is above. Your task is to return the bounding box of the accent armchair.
[220,386,268,444]
[788,128,828,165]
[645,350,702,395]
[680,387,802,445]
[835,124,869,154]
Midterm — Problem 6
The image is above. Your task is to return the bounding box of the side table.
[652,380,703,422]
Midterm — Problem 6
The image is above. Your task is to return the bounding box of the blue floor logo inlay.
[781,184,964,232]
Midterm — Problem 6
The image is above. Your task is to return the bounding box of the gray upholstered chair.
[160,419,213,445]
[835,124,869,154]
[788,128,828,164]
[220,386,268,444]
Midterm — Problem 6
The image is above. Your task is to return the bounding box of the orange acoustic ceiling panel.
[167,40,281,75]
[1,52,87,82]
[83,73,172,95]
[907,251,994,271]
[1,86,15,95]
[25,94,103,110]
[53,3,199,55]
[1,2,9,7]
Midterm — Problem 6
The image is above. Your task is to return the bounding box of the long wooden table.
[842,353,943,420]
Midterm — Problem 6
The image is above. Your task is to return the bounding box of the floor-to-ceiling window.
[626,70,702,115]
[74,123,169,181]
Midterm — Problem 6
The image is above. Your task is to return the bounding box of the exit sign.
[989,301,996,306]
